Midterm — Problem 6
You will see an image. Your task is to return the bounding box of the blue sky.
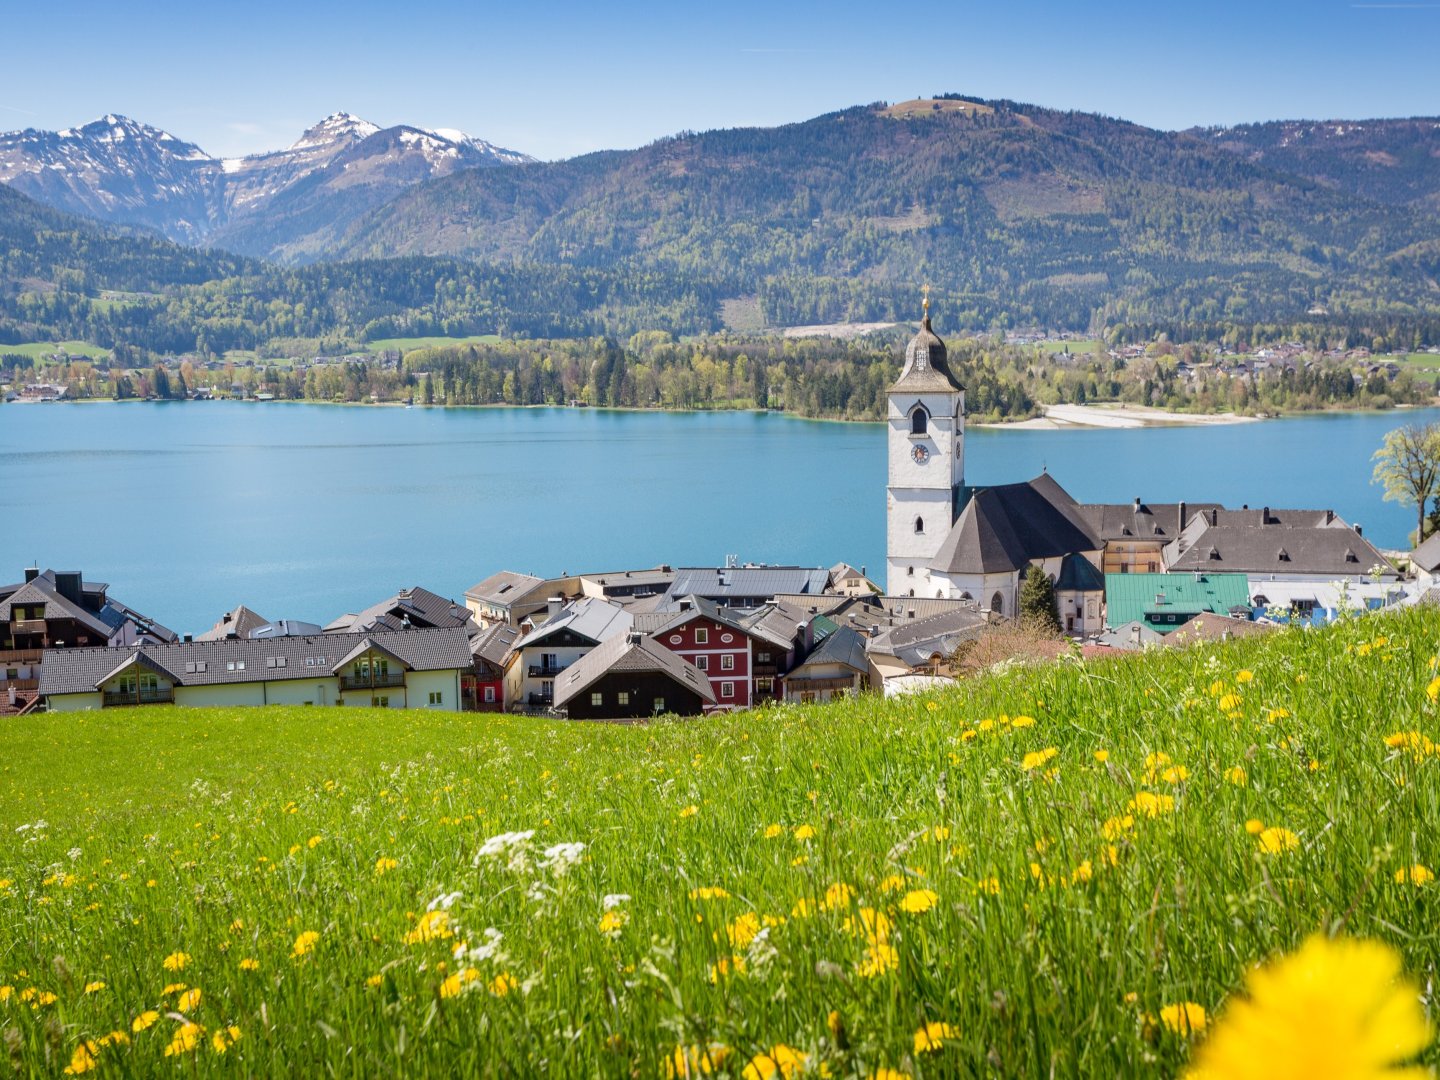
[3,0,1437,160]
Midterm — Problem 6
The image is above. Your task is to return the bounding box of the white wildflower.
[540,841,586,875]
[602,893,631,911]
[427,890,463,912]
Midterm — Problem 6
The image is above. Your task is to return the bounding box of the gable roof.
[38,627,473,697]
[790,625,870,675]
[327,586,473,635]
[1104,572,1252,631]
[0,570,175,644]
[1163,516,1397,577]
[516,597,633,650]
[929,474,1100,576]
[1413,532,1440,573]
[551,633,716,709]
[195,605,272,641]
[471,622,521,667]
[665,566,831,605]
[464,571,548,608]
[1079,501,1224,542]
[867,607,987,666]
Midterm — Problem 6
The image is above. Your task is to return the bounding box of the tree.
[1018,564,1062,635]
[1372,422,1440,546]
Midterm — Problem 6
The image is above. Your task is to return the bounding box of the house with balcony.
[552,631,715,720]
[0,567,175,714]
[642,595,800,712]
[781,625,871,704]
[502,597,633,711]
[38,627,473,712]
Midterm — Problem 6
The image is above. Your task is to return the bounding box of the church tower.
[886,290,965,596]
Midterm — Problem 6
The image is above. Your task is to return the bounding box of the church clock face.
[911,444,929,464]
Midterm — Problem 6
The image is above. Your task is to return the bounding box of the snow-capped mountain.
[0,112,532,253]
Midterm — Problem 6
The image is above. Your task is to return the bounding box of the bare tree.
[1372,421,1440,546]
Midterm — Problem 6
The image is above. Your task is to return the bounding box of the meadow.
[3,608,1439,1077]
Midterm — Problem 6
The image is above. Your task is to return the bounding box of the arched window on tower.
[990,591,1004,616]
[907,566,914,577]
[914,516,924,534]
[910,407,928,435]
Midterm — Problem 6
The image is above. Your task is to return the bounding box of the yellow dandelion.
[1161,765,1190,783]
[177,987,202,1012]
[132,1010,159,1032]
[162,951,190,972]
[688,886,730,901]
[1094,749,1110,763]
[1225,766,1248,786]
[1257,827,1300,855]
[291,929,321,957]
[857,941,899,978]
[1219,693,1243,712]
[898,889,939,914]
[763,824,784,839]
[239,957,259,972]
[374,856,398,875]
[914,1020,959,1053]
[488,972,517,996]
[1395,864,1435,886]
[63,1040,99,1076]
[439,967,480,999]
[404,910,453,944]
[163,1022,205,1057]
[1185,935,1431,1079]
[726,911,761,949]
[1236,669,1254,683]
[932,825,951,841]
[161,982,187,996]
[1129,791,1175,818]
[793,823,816,841]
[678,804,699,819]
[870,1070,911,1080]
[1427,675,1440,703]
[1010,714,1036,728]
[307,835,322,849]
[741,1044,807,1080]
[1160,1002,1207,1036]
[365,973,384,988]
[1021,747,1059,771]
[1245,818,1266,835]
[663,1044,732,1078]
[83,981,105,994]
[598,909,628,937]
[878,874,908,894]
[708,955,746,983]
[974,876,1001,895]
[822,881,855,910]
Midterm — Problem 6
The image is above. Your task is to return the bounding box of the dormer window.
[910,407,929,435]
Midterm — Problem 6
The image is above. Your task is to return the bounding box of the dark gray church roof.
[928,473,1101,575]
[1163,517,1397,578]
[891,315,964,394]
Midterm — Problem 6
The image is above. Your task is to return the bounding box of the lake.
[1,402,1432,635]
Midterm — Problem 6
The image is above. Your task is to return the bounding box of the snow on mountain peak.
[290,112,381,150]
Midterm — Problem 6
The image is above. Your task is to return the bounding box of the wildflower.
[598,909,629,938]
[1395,864,1434,886]
[97,1032,127,1049]
[664,1044,732,1078]
[1161,765,1190,783]
[689,886,730,901]
[1267,707,1290,723]
[844,907,893,942]
[439,967,480,998]
[161,982,187,996]
[857,941,899,977]
[870,1070,910,1080]
[540,842,586,874]
[1160,1002,1207,1036]
[1245,818,1266,835]
[974,876,1001,895]
[1070,860,1094,885]
[63,1041,99,1075]
[1219,693,1243,712]
[404,910,453,944]
[307,835,322,849]
[1129,791,1175,818]
[898,889,939,914]
[239,957,259,972]
[679,805,699,819]
[211,1026,241,1053]
[1428,676,1440,703]
[823,882,855,910]
[1186,935,1432,1079]
[375,857,398,875]
[1021,747,1058,771]
[764,824,784,839]
[932,825,951,841]
[1236,670,1254,683]
[291,929,321,957]
[177,988,202,1011]
[914,1021,959,1053]
[1257,827,1300,855]
[83,981,105,994]
[1225,766,1248,786]
[1011,715,1036,728]
[741,1044,807,1079]
[791,822,818,843]
[1102,814,1135,840]
[162,951,190,972]
[163,1022,205,1057]
[1094,749,1110,763]
[790,897,815,918]
[879,874,908,894]
[488,972,517,996]
[726,911,761,948]
[132,1010,160,1032]
[709,955,746,982]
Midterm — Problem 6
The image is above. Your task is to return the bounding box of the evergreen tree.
[1018,564,1062,635]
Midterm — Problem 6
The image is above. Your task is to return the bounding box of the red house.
[647,596,801,712]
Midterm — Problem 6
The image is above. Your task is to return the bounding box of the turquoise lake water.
[2,402,1434,634]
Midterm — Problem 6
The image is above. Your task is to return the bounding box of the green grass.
[1032,338,1099,355]
[0,340,111,360]
[3,610,1440,1076]
[363,334,503,354]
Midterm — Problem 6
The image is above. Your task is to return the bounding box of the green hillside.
[3,609,1439,1076]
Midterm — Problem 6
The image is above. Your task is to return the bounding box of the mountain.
[0,112,531,248]
[325,98,1440,329]
[1192,117,1440,208]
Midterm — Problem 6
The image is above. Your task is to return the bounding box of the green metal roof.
[1104,572,1251,633]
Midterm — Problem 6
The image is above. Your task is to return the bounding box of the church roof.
[892,314,963,394]
[927,473,1101,576]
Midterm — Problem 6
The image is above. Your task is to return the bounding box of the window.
[695,628,708,644]
[990,592,1004,615]
[428,691,443,705]
[696,655,710,671]
[907,566,914,577]
[720,633,733,643]
[757,651,771,663]
[591,692,603,706]
[653,697,666,714]
[910,407,928,435]
[799,691,817,704]
[721,681,734,699]
[618,691,630,706]
[483,686,496,703]
[720,653,734,671]
[372,696,389,707]
[756,677,773,693]
[915,516,924,534]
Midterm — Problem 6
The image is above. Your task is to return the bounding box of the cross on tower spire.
[921,282,931,323]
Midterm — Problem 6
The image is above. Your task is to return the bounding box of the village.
[6,306,1438,720]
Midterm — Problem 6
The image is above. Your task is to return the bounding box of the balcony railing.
[103,688,174,707]
[0,678,38,693]
[338,672,407,692]
[0,649,43,665]
[527,692,554,706]
[11,619,47,636]
[527,663,570,678]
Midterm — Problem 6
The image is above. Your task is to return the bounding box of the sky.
[3,0,1438,161]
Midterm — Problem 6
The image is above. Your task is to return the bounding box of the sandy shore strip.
[978,403,1263,430]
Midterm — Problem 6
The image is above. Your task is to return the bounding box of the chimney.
[183,634,193,643]
[1178,501,1187,531]
[1325,509,1334,525]
[223,612,233,625]
[1134,496,1142,511]
[55,571,83,606]
[1261,506,1270,525]
[1212,508,1220,526]
[1354,523,1363,537]
[860,565,866,577]
[1130,624,1141,645]
[24,566,39,583]
[626,629,643,645]
[546,596,565,620]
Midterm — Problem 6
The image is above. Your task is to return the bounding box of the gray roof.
[39,627,474,697]
[891,316,963,394]
[868,607,987,666]
[1413,532,1440,573]
[552,633,716,709]
[1079,501,1224,543]
[790,625,870,677]
[929,473,1101,576]
[648,596,798,650]
[464,571,547,607]
[1163,516,1397,578]
[0,570,175,644]
[326,586,473,635]
[516,597,633,650]
[665,566,831,605]
[1056,553,1105,592]
[471,622,521,667]
[195,605,272,641]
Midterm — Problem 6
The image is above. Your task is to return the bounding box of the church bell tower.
[886,289,965,596]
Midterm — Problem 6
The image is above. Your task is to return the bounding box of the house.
[503,597,634,710]
[196,605,273,641]
[552,632,715,720]
[1054,553,1106,635]
[643,595,799,711]
[864,606,988,688]
[1410,533,1440,590]
[1103,572,1252,634]
[38,627,474,712]
[574,567,676,605]
[1,568,175,715]
[1080,499,1222,575]
[782,626,871,704]
[661,566,832,610]
[1162,508,1398,588]
[829,563,878,597]
[1246,579,1410,626]
[467,622,518,711]
[464,572,553,627]
[325,586,474,635]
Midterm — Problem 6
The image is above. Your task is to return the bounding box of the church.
[885,298,1106,633]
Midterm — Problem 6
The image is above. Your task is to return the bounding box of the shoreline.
[976,403,1265,430]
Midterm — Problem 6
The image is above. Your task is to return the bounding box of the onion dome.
[892,290,963,392]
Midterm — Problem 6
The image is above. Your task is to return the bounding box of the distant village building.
[1103,572,1251,633]
[552,632,715,720]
